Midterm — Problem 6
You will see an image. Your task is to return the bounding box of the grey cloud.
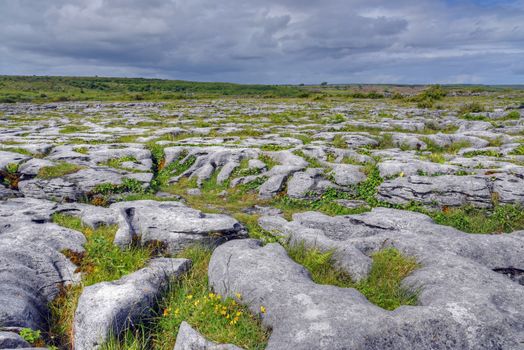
[0,0,523,83]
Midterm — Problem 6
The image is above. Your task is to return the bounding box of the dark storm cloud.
[0,0,523,83]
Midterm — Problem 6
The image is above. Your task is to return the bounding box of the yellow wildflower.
[260,306,266,314]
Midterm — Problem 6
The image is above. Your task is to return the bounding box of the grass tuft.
[287,242,419,310]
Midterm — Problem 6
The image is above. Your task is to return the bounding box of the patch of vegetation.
[19,328,46,348]
[274,188,368,219]
[0,76,311,103]
[355,164,383,205]
[503,110,521,120]
[99,155,139,170]
[74,147,90,154]
[425,204,524,234]
[287,242,419,310]
[258,154,278,170]
[37,162,84,179]
[150,245,269,349]
[49,214,151,348]
[59,125,90,134]
[259,144,290,151]
[460,114,489,121]
[332,134,347,149]
[420,138,471,154]
[92,178,146,196]
[462,150,503,158]
[458,102,485,115]
[1,162,20,189]
[3,147,33,156]
[293,150,323,168]
[510,144,524,155]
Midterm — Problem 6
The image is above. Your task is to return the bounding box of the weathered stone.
[211,207,524,350]
[377,175,493,207]
[110,200,246,253]
[0,198,85,332]
[74,258,190,350]
[173,322,244,350]
[18,167,151,202]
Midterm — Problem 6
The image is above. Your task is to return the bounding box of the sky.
[1,0,523,84]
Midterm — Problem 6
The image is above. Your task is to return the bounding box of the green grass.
[59,125,90,134]
[287,242,419,310]
[0,75,310,103]
[502,110,521,120]
[426,204,524,234]
[150,246,269,349]
[48,214,152,348]
[73,146,89,154]
[99,155,139,170]
[462,149,503,158]
[101,245,269,350]
[37,162,84,179]
[3,147,33,156]
[274,188,369,219]
[510,144,524,155]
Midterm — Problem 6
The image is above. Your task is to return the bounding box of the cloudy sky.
[1,0,523,84]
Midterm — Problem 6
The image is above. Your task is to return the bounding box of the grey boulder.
[73,258,190,350]
[110,200,246,254]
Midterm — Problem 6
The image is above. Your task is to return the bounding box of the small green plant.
[356,164,383,205]
[258,154,278,170]
[332,134,347,149]
[503,110,521,120]
[510,144,524,155]
[19,328,43,346]
[5,162,19,174]
[74,147,89,154]
[37,163,84,179]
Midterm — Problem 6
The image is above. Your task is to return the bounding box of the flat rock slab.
[174,322,243,350]
[111,200,247,254]
[18,167,151,202]
[210,208,524,349]
[74,258,190,350]
[376,175,493,207]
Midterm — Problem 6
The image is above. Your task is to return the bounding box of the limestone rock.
[173,322,243,350]
[73,258,190,350]
[110,200,246,253]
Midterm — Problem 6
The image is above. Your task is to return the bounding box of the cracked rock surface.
[210,208,524,349]
[0,198,86,333]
